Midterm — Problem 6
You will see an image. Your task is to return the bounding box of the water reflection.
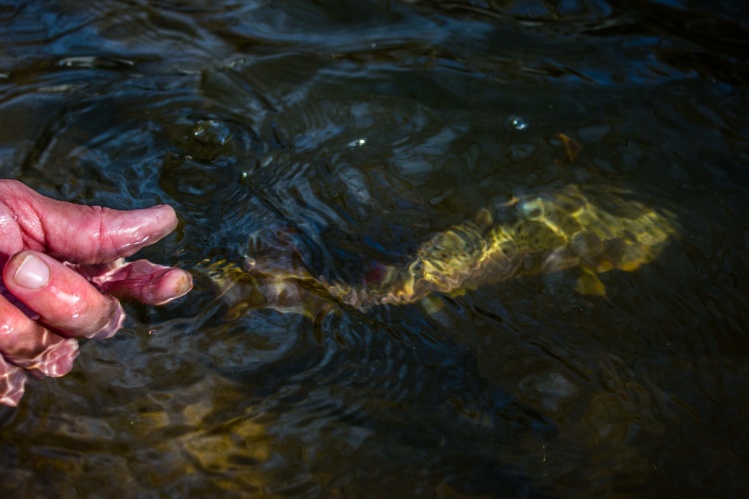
[2,0,749,496]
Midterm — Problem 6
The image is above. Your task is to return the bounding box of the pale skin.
[0,180,193,407]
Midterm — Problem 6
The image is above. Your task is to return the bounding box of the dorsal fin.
[474,208,493,229]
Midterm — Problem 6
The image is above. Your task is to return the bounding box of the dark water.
[2,0,748,496]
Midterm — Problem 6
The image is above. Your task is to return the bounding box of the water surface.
[1,0,748,496]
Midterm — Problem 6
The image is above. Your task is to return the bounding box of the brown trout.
[200,185,678,315]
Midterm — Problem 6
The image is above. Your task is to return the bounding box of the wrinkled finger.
[0,293,79,379]
[3,251,125,339]
[0,180,179,265]
[1,355,27,407]
[79,259,193,305]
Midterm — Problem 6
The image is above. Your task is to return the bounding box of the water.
[1,0,748,496]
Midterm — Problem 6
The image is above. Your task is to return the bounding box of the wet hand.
[0,180,193,407]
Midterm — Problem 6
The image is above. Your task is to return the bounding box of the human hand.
[0,180,193,407]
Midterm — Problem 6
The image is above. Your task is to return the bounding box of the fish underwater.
[199,184,679,317]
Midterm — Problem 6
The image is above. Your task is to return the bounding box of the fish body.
[202,185,678,314]
[327,185,677,308]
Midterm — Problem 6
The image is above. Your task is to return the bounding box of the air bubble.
[509,116,528,130]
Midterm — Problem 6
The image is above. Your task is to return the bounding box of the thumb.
[1,180,179,264]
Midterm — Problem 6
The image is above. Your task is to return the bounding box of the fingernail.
[14,254,51,289]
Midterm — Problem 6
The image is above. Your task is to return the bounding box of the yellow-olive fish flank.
[202,185,678,314]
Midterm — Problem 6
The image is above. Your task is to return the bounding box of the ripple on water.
[2,0,749,497]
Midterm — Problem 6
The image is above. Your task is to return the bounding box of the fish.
[199,185,678,315]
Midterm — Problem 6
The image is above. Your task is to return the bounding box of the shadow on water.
[1,0,749,496]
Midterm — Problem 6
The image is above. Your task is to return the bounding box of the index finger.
[43,203,179,265]
[0,180,179,264]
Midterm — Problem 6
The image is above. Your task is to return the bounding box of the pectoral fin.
[474,208,494,228]
[576,266,607,297]
[421,295,445,315]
